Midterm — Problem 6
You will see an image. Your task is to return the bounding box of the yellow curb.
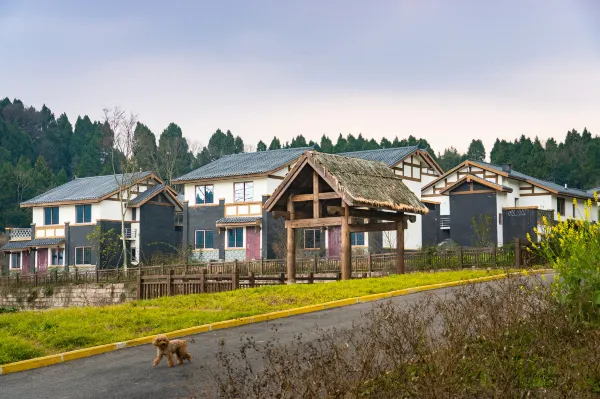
[0,269,552,376]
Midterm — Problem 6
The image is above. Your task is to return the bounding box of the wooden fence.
[0,244,535,293]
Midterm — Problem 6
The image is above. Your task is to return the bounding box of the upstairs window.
[195,185,214,204]
[234,182,253,202]
[304,229,321,249]
[227,227,244,248]
[195,230,214,249]
[557,197,565,216]
[351,232,365,246]
[76,205,92,223]
[44,207,59,225]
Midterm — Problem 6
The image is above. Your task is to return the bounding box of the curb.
[0,269,552,375]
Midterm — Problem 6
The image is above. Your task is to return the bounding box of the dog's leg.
[153,352,163,367]
[166,353,175,367]
[176,352,184,365]
[184,351,192,362]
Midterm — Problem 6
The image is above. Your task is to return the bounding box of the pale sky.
[1,0,599,155]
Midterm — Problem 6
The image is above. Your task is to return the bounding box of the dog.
[152,334,192,367]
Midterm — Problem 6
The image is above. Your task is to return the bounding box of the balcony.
[440,216,450,230]
[124,228,137,239]
[8,227,31,241]
[224,201,263,217]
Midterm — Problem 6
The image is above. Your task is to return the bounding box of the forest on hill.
[0,97,597,229]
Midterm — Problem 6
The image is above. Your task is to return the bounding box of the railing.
[8,228,31,241]
[124,228,137,239]
[440,216,450,229]
[224,201,263,217]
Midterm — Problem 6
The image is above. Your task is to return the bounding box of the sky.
[1,0,600,155]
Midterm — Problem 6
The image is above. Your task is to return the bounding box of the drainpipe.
[64,222,70,272]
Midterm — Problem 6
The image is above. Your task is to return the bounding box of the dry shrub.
[213,275,600,398]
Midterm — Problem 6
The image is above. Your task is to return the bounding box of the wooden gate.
[137,270,239,300]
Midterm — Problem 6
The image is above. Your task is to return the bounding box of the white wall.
[184,177,270,205]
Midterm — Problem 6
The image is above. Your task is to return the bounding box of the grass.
[0,269,510,365]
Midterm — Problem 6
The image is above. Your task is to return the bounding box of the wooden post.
[492,246,497,267]
[34,272,38,287]
[458,246,464,268]
[396,215,405,274]
[260,257,264,275]
[313,171,321,218]
[232,261,239,290]
[341,203,351,280]
[286,196,296,284]
[249,271,255,288]
[279,272,285,285]
[137,274,142,300]
[308,272,314,284]
[200,269,206,293]
[75,268,78,284]
[515,238,521,267]
[95,269,99,284]
[313,255,318,274]
[368,252,373,275]
[167,269,174,296]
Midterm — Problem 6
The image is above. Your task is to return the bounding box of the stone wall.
[0,283,137,310]
[225,249,246,261]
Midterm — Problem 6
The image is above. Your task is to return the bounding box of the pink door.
[328,227,341,258]
[246,228,261,260]
[37,249,48,274]
[21,251,31,274]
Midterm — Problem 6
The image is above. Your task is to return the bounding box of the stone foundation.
[0,283,137,310]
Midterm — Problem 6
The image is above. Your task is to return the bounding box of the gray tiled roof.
[173,147,312,182]
[340,146,419,167]
[129,184,165,206]
[22,172,153,206]
[216,216,262,224]
[1,241,31,251]
[478,162,595,199]
[27,238,65,247]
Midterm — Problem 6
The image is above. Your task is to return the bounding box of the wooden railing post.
[75,268,78,284]
[279,272,285,285]
[167,269,174,296]
[200,269,206,293]
[313,255,318,274]
[249,271,255,288]
[492,246,497,267]
[232,261,239,290]
[458,246,464,268]
[368,252,373,275]
[308,272,314,284]
[208,261,213,274]
[34,272,38,287]
[515,238,522,267]
[137,274,142,300]
[260,257,264,275]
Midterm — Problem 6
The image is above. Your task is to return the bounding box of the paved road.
[0,275,550,399]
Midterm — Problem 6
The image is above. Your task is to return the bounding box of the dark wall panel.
[185,199,225,259]
[140,204,176,261]
[449,192,497,246]
[503,208,537,244]
[422,202,441,247]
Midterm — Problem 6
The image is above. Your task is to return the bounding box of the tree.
[234,135,244,154]
[256,140,267,151]
[103,106,141,270]
[319,135,334,153]
[437,147,463,171]
[465,139,486,162]
[132,122,158,172]
[268,137,281,150]
[157,123,189,183]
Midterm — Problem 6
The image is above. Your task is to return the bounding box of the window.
[76,204,91,223]
[557,197,565,215]
[498,213,503,225]
[44,207,59,225]
[351,232,365,246]
[195,185,214,204]
[174,212,183,226]
[10,252,21,269]
[132,207,137,221]
[304,229,321,249]
[51,248,64,266]
[130,247,137,262]
[234,182,253,202]
[195,230,214,249]
[75,247,91,265]
[227,228,244,248]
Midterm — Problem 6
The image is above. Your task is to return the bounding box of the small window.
[234,182,253,202]
[195,230,214,249]
[557,197,565,215]
[130,247,137,262]
[76,205,91,223]
[304,229,321,249]
[44,207,59,225]
[51,248,64,266]
[498,213,502,225]
[10,252,21,269]
[227,227,244,248]
[75,247,91,265]
[195,185,214,204]
[174,211,183,226]
[132,207,137,221]
[351,232,365,246]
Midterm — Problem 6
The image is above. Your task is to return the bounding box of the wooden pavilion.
[264,151,429,283]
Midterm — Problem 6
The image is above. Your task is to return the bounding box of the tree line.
[0,97,596,230]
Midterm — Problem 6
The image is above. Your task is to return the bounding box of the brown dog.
[152,334,192,367]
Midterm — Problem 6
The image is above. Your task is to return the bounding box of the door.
[245,227,261,260]
[328,227,341,258]
[21,251,31,274]
[37,249,48,274]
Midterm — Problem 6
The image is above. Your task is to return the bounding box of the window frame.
[227,227,244,248]
[132,207,137,221]
[195,184,214,205]
[75,204,92,224]
[557,197,565,215]
[44,207,60,225]
[75,246,92,265]
[10,252,21,269]
[51,248,64,266]
[304,229,321,249]
[350,232,365,246]
[233,181,254,202]
[195,230,215,250]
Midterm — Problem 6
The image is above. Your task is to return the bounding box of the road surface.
[0,275,550,399]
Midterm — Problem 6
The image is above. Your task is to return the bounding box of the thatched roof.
[265,151,428,215]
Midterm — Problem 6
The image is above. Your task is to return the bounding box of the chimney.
[565,183,568,189]
[501,163,511,173]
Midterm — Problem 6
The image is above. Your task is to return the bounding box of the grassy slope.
[0,270,506,365]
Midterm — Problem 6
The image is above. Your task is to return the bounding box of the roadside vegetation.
[0,269,504,365]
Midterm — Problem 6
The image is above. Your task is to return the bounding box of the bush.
[214,275,600,398]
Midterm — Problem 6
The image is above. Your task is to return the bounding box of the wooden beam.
[341,203,351,280]
[285,217,342,229]
[396,216,405,274]
[349,222,397,233]
[291,192,340,202]
[313,171,320,218]
[272,211,290,220]
[286,196,296,284]
[326,206,416,223]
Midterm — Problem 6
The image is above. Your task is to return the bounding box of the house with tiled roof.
[421,160,599,247]
[2,172,183,274]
